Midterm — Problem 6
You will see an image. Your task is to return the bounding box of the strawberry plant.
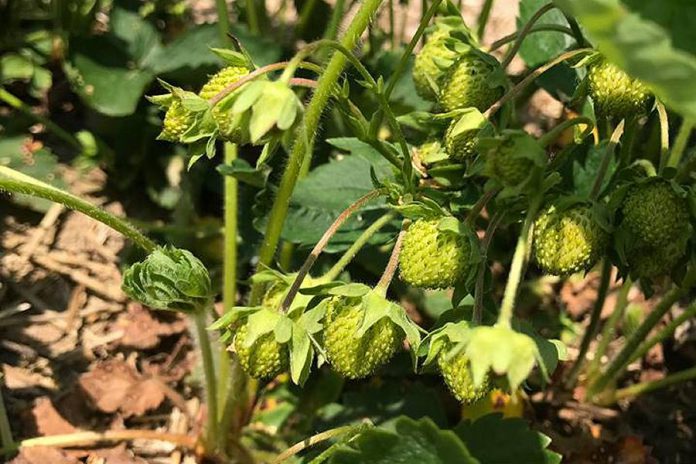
[1,0,696,462]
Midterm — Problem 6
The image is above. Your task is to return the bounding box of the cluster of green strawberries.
[152,19,693,406]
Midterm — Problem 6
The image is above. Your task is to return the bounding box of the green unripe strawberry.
[416,139,447,165]
[587,59,651,121]
[438,52,505,113]
[533,204,608,276]
[199,66,249,142]
[621,178,688,248]
[233,322,288,379]
[160,99,194,142]
[438,348,490,404]
[413,29,459,101]
[485,144,533,186]
[323,296,402,379]
[628,235,688,280]
[444,120,478,161]
[399,219,472,289]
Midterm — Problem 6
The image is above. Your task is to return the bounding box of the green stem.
[193,310,218,451]
[477,0,495,40]
[538,116,594,148]
[0,88,81,150]
[589,268,696,398]
[590,120,625,200]
[501,2,556,69]
[587,277,632,381]
[245,0,261,35]
[487,25,575,52]
[271,422,371,464]
[484,48,593,119]
[0,376,13,451]
[474,210,504,324]
[0,166,156,253]
[297,0,321,38]
[563,13,588,48]
[564,259,612,389]
[656,102,670,173]
[323,211,396,281]
[250,0,386,304]
[323,0,346,43]
[497,196,542,328]
[667,118,694,169]
[214,0,231,44]
[616,301,696,383]
[388,0,396,48]
[611,366,696,403]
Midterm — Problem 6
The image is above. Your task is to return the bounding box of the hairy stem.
[271,422,372,464]
[590,120,625,200]
[193,310,218,451]
[586,277,632,381]
[323,211,397,281]
[279,190,383,312]
[487,25,575,52]
[497,197,542,328]
[0,166,156,253]
[250,0,386,305]
[589,268,696,398]
[564,259,612,389]
[667,118,694,169]
[484,48,593,120]
[375,221,408,295]
[0,88,81,150]
[477,0,495,40]
[501,3,556,69]
[610,366,696,403]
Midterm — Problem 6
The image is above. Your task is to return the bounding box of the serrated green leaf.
[328,283,372,297]
[244,308,282,347]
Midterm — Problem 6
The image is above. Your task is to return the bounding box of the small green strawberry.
[444,119,478,162]
[323,296,403,379]
[479,130,545,187]
[621,178,688,248]
[160,99,194,142]
[628,234,688,280]
[533,204,608,276]
[416,139,448,165]
[399,218,472,289]
[438,347,491,404]
[199,66,250,143]
[587,59,651,121]
[438,51,506,112]
[233,321,288,379]
[413,29,460,101]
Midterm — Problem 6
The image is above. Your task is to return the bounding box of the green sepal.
[209,47,254,69]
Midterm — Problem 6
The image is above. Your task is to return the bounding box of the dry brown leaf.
[113,304,186,350]
[78,360,165,417]
[10,447,80,464]
[26,397,78,436]
[2,365,56,391]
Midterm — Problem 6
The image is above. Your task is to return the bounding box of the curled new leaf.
[122,246,212,313]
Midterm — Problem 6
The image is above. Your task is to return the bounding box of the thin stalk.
[0,430,196,455]
[589,268,696,398]
[0,376,13,451]
[223,143,239,313]
[0,88,81,150]
[271,422,371,464]
[375,221,408,295]
[617,301,696,382]
[500,3,556,70]
[474,211,504,324]
[214,0,231,44]
[245,0,260,35]
[656,102,670,173]
[667,118,694,169]
[590,120,625,200]
[617,117,638,168]
[487,25,575,52]
[563,13,588,48]
[497,196,542,328]
[538,116,594,148]
[587,277,632,381]
[323,211,397,281]
[564,259,612,389]
[611,366,696,403]
[322,0,346,43]
[465,189,499,227]
[477,0,495,40]
[388,0,396,49]
[297,0,320,38]
[0,166,156,253]
[250,0,388,305]
[484,48,593,120]
[193,310,218,450]
[279,190,383,312]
